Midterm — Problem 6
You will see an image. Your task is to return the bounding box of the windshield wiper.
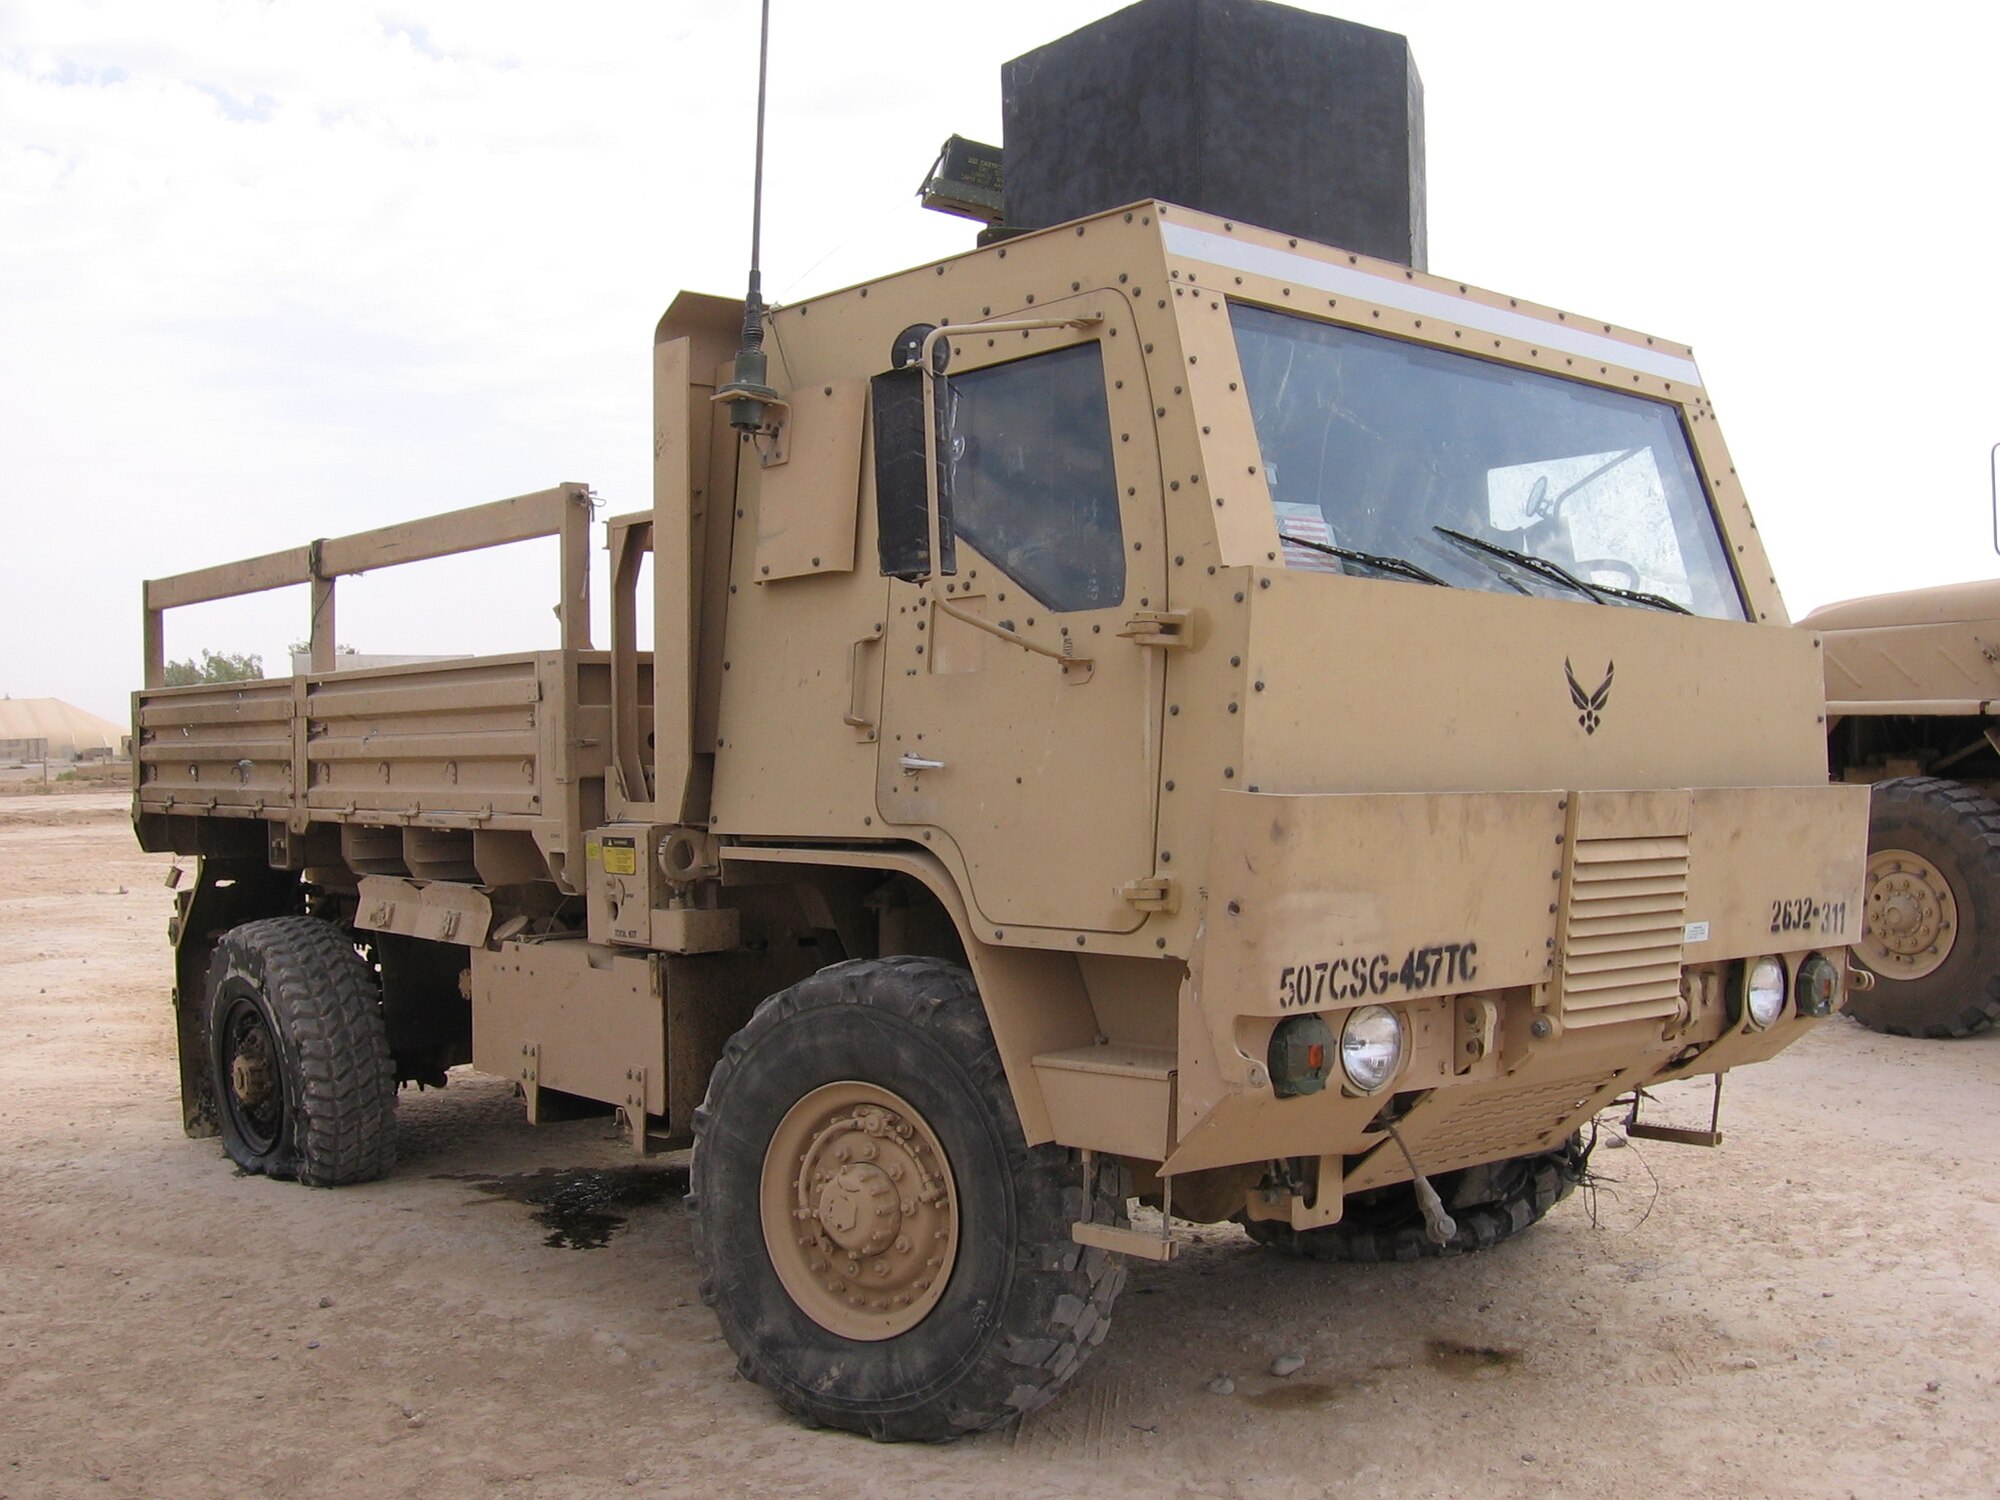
[1582,581,1689,614]
[1433,526,1600,602]
[1279,531,1448,587]
[1431,527,1689,614]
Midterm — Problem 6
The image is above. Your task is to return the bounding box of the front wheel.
[690,957,1127,1441]
[1848,777,2000,1038]
[1241,1136,1587,1263]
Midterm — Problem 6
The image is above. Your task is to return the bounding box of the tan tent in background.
[0,698,126,761]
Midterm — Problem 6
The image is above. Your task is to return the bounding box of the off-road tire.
[689,956,1127,1442]
[1240,1137,1586,1263]
[206,916,396,1186]
[1848,777,2000,1038]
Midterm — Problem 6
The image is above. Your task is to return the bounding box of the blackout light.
[1268,1013,1335,1098]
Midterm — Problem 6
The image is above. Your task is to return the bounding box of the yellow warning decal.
[602,838,638,876]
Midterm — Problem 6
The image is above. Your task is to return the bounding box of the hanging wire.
[1990,441,1999,556]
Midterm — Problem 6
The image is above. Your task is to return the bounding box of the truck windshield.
[1229,303,1746,620]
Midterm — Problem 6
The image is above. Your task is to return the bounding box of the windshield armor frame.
[1152,204,1783,627]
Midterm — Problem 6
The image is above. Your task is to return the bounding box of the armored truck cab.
[135,201,1868,1439]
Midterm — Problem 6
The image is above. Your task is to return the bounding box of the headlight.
[1744,956,1787,1029]
[1338,1005,1407,1094]
[1795,952,1842,1018]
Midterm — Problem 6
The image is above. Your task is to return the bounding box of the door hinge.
[1118,609,1194,649]
[1118,875,1179,913]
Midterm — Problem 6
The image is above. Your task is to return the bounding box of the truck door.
[876,298,1166,935]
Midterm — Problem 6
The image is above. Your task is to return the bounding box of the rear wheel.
[1241,1136,1587,1263]
[206,916,397,1185]
[690,956,1127,1441]
[1849,777,2000,1038]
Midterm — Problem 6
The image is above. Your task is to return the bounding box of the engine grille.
[1560,833,1689,1028]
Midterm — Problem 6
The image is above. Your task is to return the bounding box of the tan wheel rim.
[759,1081,960,1341]
[1860,847,1958,981]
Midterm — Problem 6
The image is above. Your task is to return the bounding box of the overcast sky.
[5,0,1998,722]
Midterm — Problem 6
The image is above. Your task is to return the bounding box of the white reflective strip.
[1161,222,1703,387]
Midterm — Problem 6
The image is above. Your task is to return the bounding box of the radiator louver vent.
[1560,834,1689,1028]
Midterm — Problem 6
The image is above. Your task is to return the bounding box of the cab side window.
[946,343,1125,612]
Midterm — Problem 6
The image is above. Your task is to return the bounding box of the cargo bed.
[131,484,645,894]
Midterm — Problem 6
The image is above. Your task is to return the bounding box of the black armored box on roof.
[1000,0,1426,269]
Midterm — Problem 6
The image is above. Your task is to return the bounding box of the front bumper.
[1166,784,1869,1188]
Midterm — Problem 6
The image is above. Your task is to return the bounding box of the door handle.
[844,625,885,736]
[899,753,946,775]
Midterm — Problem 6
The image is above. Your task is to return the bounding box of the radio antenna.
[720,0,780,434]
[747,0,770,315]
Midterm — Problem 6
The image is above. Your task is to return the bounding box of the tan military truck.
[1804,579,2000,1037]
[133,195,1870,1438]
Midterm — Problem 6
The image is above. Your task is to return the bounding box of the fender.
[720,843,1099,1144]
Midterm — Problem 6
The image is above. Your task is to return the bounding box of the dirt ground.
[4,794,1998,1499]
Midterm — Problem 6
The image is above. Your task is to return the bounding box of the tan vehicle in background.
[132,195,1871,1439]
[1806,579,2000,1037]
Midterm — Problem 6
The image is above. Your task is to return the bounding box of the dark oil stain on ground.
[1245,1360,1403,1412]
[1425,1337,1521,1377]
[443,1165,688,1249]
[1246,1380,1351,1412]
[1245,1343,1520,1410]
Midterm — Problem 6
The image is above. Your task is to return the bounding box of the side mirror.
[871,325,955,582]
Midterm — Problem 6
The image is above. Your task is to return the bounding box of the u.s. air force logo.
[1565,658,1614,735]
